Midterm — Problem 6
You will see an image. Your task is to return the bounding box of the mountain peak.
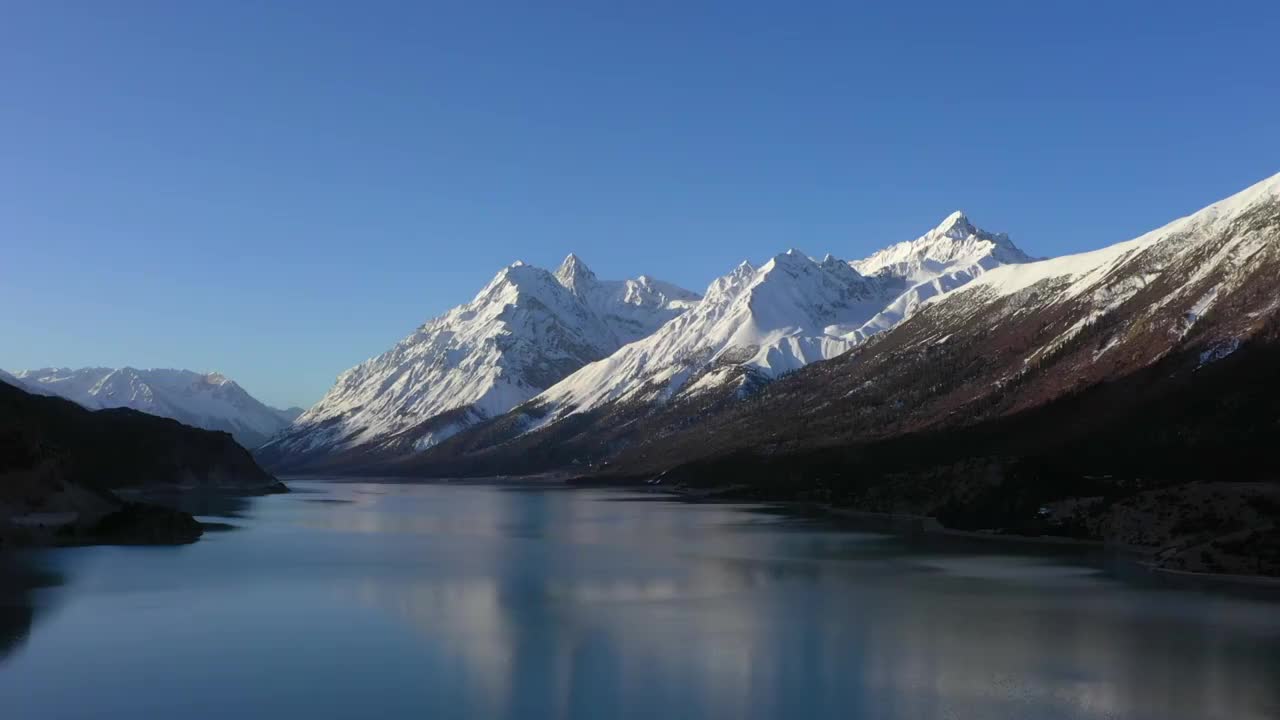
[555,253,597,288]
[767,248,812,268]
[851,210,1033,284]
[932,211,976,239]
[269,255,699,466]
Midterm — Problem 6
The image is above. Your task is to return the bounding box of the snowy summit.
[260,255,699,466]
[515,213,1032,426]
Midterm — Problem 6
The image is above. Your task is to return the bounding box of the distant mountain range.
[259,210,1033,472]
[6,368,299,448]
[513,212,1034,432]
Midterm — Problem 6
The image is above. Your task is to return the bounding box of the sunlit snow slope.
[519,213,1032,425]
[259,255,698,467]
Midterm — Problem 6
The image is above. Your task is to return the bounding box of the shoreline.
[270,474,1280,589]
[1,481,291,550]
[637,484,1280,589]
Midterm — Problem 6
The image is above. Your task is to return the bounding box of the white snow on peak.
[554,252,596,289]
[936,210,973,234]
[523,214,1030,424]
[273,257,700,456]
[526,251,880,420]
[852,211,1034,284]
[947,171,1280,303]
[9,366,294,447]
[843,212,1037,337]
[906,171,1280,370]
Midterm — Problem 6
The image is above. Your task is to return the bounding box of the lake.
[2,480,1278,720]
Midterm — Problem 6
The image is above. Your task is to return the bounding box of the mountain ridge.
[437,213,1033,449]
[11,367,296,449]
[318,172,1277,488]
[260,172,1280,510]
[256,256,699,471]
[261,214,1034,474]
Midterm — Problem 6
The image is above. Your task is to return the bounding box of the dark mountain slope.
[625,324,1280,575]
[0,380,284,546]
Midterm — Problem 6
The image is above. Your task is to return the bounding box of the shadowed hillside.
[0,380,284,546]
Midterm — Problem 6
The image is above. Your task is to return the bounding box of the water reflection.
[1,481,1278,720]
[311,483,1280,720]
[0,555,61,662]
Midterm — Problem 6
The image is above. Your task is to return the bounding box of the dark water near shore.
[2,480,1278,720]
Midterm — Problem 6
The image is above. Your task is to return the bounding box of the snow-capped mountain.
[636,169,1280,468]
[850,211,1036,336]
[520,251,887,420]
[522,172,1280,580]
[397,171,1280,484]
[882,170,1280,400]
[10,367,297,448]
[852,211,1031,283]
[257,255,699,469]
[512,213,1031,426]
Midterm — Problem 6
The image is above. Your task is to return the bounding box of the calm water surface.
[1,480,1278,720]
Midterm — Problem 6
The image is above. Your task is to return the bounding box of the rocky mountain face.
[11,367,296,448]
[256,255,699,471]
[0,379,285,547]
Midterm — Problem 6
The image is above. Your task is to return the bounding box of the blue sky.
[3,2,1278,408]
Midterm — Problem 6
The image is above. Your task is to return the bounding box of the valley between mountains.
[4,173,1279,576]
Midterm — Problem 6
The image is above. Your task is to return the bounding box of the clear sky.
[3,2,1278,409]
